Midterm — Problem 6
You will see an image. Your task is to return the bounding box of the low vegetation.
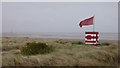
[101,42,111,46]
[96,42,111,46]
[71,41,84,45]
[21,42,54,55]
[2,37,118,66]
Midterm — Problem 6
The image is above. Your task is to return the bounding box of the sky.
[1,0,119,2]
[0,2,1,33]
[2,2,118,33]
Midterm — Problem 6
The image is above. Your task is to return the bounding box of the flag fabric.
[79,16,94,27]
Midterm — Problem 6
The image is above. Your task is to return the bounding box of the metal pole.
[93,15,95,32]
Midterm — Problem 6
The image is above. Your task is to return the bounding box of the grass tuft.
[101,42,111,46]
[21,42,54,56]
[71,41,84,45]
[55,39,68,44]
[97,42,111,46]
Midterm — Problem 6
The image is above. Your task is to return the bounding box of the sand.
[2,37,118,66]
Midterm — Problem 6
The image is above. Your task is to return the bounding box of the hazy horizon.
[2,2,118,33]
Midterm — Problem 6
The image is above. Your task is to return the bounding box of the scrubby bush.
[97,42,111,46]
[55,39,68,44]
[101,42,110,46]
[72,41,84,45]
[21,42,54,55]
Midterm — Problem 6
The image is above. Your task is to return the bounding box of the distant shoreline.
[2,33,118,40]
[2,36,118,45]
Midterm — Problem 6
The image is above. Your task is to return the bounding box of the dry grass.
[2,37,118,66]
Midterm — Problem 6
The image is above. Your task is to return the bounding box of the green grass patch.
[71,41,85,45]
[97,42,111,46]
[21,42,54,56]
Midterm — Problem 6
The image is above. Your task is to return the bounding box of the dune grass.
[21,42,54,55]
[2,37,118,66]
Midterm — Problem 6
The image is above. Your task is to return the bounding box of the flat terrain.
[2,37,118,66]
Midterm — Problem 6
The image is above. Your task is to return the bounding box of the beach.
[2,2,118,67]
[2,37,118,66]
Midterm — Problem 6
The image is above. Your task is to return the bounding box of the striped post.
[85,32,99,45]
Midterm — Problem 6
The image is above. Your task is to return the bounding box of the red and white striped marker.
[85,32,99,45]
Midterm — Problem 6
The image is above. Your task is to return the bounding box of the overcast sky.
[2,2,118,33]
[0,2,2,33]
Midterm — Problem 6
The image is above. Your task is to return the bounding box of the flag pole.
[93,15,95,32]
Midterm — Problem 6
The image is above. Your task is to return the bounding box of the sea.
[2,32,118,40]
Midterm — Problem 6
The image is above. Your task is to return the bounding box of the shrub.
[101,42,110,46]
[72,41,84,45]
[55,39,68,44]
[21,42,54,55]
[97,42,111,46]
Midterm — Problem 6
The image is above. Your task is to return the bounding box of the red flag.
[79,16,94,27]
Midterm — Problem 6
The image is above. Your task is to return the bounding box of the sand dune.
[2,37,118,66]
